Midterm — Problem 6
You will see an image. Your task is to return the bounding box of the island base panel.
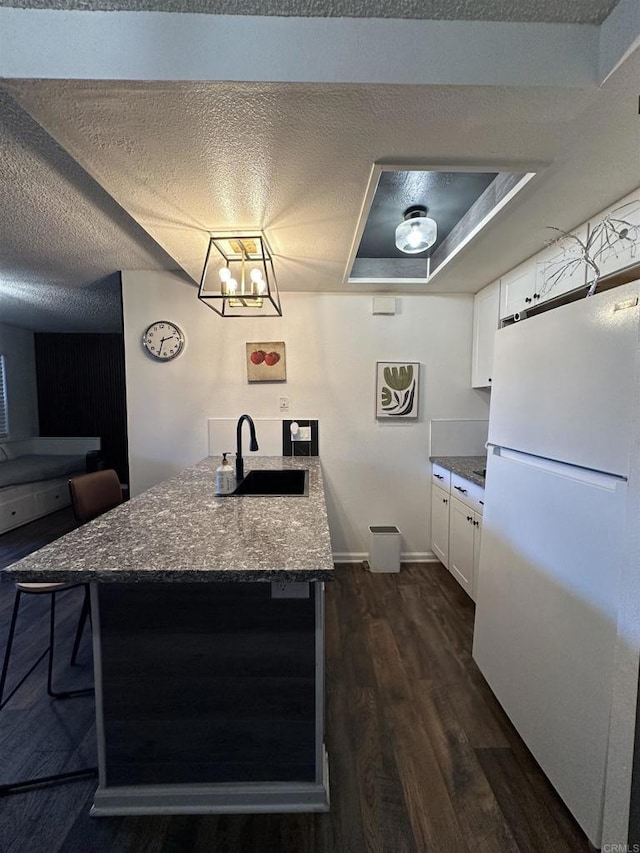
[93,582,326,809]
[90,747,330,816]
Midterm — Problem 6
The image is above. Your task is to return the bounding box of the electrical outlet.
[279,397,290,414]
[271,581,310,599]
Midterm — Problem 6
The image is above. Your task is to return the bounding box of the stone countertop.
[429,455,487,487]
[3,457,335,584]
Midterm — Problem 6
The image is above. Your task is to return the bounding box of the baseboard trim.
[90,751,330,816]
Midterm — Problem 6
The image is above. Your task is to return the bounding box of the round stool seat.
[16,582,78,594]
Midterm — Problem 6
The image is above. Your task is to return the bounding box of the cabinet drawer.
[431,463,451,491]
[35,481,71,515]
[451,474,485,514]
[0,495,36,532]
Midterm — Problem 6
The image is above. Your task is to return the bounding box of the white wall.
[0,322,38,440]
[122,271,489,559]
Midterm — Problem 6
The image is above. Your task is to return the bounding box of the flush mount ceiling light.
[395,205,438,254]
[198,233,282,318]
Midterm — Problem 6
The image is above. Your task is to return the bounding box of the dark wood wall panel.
[34,333,129,484]
[98,583,317,786]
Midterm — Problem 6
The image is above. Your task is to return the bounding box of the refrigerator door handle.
[486,443,627,490]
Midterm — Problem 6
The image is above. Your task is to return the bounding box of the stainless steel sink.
[231,469,309,496]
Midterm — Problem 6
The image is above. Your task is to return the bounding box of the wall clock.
[142,321,185,361]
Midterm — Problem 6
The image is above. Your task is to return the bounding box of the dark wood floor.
[0,510,594,852]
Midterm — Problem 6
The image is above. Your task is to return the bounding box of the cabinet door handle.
[525,297,532,304]
[443,498,448,504]
[454,486,467,494]
[467,515,472,522]
[533,293,540,299]
[434,474,443,480]
[473,520,479,527]
[488,378,492,383]
[479,500,484,505]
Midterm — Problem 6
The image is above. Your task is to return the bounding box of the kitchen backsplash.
[429,419,488,457]
[207,418,319,459]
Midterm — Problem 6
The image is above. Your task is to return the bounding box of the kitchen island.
[4,456,334,816]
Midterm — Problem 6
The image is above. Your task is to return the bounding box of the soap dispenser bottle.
[215,452,236,495]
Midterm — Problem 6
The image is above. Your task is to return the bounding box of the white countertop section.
[3,457,334,584]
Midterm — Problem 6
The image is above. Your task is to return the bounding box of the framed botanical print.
[376,362,419,418]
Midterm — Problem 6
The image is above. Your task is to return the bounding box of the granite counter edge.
[3,566,335,584]
[429,455,487,487]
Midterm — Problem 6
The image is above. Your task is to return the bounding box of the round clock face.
[142,321,185,361]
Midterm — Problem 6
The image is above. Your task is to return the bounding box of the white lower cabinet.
[431,484,450,568]
[449,497,482,601]
[472,513,482,601]
[430,465,484,602]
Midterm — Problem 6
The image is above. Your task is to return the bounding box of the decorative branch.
[542,199,639,299]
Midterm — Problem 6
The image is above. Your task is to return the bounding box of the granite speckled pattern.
[0,1,617,24]
[430,455,487,487]
[3,457,334,584]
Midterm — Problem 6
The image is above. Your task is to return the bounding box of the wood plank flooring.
[0,510,594,852]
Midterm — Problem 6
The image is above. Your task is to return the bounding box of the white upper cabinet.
[589,188,640,280]
[534,223,588,303]
[499,259,536,319]
[472,279,500,388]
[493,186,640,323]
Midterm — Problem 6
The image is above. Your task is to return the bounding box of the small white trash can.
[368,525,401,573]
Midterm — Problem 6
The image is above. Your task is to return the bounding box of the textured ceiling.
[6,71,639,307]
[0,0,620,24]
[0,0,639,331]
[0,90,180,331]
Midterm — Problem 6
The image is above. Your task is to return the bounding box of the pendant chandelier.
[198,233,282,317]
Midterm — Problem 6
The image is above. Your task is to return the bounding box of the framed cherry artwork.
[246,341,286,383]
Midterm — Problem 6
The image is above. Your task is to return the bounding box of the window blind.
[0,356,8,439]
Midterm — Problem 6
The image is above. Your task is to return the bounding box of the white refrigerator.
[473,280,640,848]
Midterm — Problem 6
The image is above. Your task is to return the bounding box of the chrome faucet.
[236,414,259,482]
